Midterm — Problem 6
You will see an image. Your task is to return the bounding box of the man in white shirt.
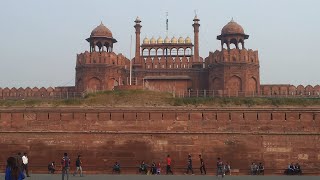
[22,152,30,177]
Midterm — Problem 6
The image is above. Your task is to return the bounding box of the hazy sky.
[0,0,319,88]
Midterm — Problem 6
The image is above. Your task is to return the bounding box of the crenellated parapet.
[0,86,77,99]
[261,84,320,96]
[76,51,130,67]
[205,48,259,66]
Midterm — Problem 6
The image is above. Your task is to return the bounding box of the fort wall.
[0,107,320,174]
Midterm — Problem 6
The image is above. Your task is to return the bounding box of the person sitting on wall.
[156,161,161,175]
[250,162,257,175]
[287,163,295,175]
[224,162,231,175]
[151,162,157,175]
[294,163,302,175]
[257,162,264,175]
[112,162,120,174]
[139,161,148,174]
[48,161,56,174]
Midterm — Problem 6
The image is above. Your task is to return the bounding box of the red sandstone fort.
[0,16,319,98]
[0,16,320,175]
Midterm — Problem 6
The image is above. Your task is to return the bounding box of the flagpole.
[166,12,168,37]
[166,12,168,68]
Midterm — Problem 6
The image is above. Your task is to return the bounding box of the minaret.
[192,15,200,64]
[134,17,142,65]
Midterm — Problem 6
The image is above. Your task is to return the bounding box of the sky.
[0,0,319,88]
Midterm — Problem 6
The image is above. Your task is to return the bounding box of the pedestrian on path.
[73,155,83,177]
[61,153,70,180]
[22,152,30,177]
[166,154,173,175]
[199,154,206,175]
[185,154,194,175]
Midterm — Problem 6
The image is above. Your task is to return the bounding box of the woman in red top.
[166,154,173,175]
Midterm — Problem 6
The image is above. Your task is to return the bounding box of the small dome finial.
[193,10,200,22]
[135,16,141,23]
[231,17,234,22]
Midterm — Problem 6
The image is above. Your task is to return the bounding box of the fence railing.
[1,89,320,100]
[174,90,320,98]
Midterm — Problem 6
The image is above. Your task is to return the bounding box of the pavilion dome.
[178,37,184,43]
[157,37,163,44]
[185,36,192,44]
[164,36,170,43]
[90,22,113,37]
[143,37,150,44]
[150,37,157,44]
[171,36,178,43]
[221,19,245,35]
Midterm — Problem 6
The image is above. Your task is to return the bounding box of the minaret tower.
[134,17,142,66]
[192,15,200,65]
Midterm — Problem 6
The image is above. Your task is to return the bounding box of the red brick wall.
[0,107,320,174]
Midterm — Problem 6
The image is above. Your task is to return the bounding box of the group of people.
[11,152,310,178]
[5,152,30,180]
[54,153,84,180]
[185,155,231,177]
[131,154,231,177]
[137,161,162,175]
[250,162,264,175]
[285,162,302,175]
[135,154,174,175]
[5,152,83,180]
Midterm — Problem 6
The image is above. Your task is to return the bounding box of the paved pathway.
[0,174,318,180]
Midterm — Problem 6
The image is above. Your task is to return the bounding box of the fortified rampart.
[0,107,320,174]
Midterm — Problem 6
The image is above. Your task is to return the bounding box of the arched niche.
[88,77,102,91]
[212,77,222,91]
[171,48,177,56]
[248,77,257,93]
[185,48,192,56]
[157,49,163,56]
[142,49,149,56]
[226,75,242,93]
[150,48,156,56]
[178,48,184,56]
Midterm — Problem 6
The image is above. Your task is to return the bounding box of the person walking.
[16,152,23,171]
[199,154,206,175]
[22,152,30,177]
[216,157,224,178]
[166,154,173,175]
[61,153,71,180]
[5,156,25,180]
[73,155,83,177]
[185,154,194,175]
